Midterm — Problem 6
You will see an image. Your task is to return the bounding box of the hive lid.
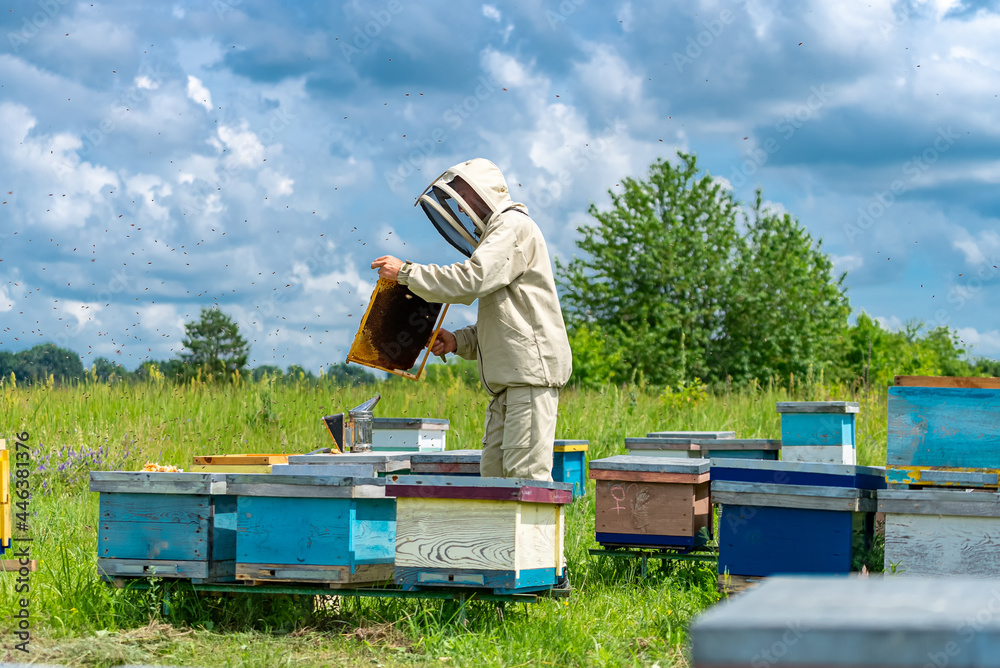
[646,430,735,439]
[878,487,1000,517]
[89,471,228,495]
[691,576,1000,667]
[409,449,482,464]
[711,459,885,489]
[588,455,711,474]
[776,401,860,414]
[373,417,450,430]
[225,473,387,498]
[385,475,573,504]
[191,453,290,465]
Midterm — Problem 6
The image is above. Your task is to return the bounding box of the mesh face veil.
[416,172,490,258]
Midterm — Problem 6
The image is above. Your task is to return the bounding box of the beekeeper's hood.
[415,158,524,257]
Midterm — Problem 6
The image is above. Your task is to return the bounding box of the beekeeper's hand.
[371,255,402,281]
[431,328,457,356]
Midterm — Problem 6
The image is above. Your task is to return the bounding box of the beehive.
[90,472,235,582]
[189,453,290,474]
[626,437,780,461]
[227,473,394,586]
[387,476,572,594]
[712,460,884,578]
[588,455,711,550]
[279,452,412,477]
[371,418,449,452]
[880,487,1000,576]
[691,576,1000,668]
[553,440,588,498]
[776,401,858,465]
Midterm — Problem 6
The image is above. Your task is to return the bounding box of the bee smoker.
[322,394,381,453]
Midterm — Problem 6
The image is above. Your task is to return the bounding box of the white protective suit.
[398,158,572,480]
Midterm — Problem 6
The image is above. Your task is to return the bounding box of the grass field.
[0,375,888,667]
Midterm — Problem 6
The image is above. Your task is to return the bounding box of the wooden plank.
[878,488,1000,517]
[100,493,209,523]
[552,441,588,452]
[373,418,449,430]
[588,455,711,474]
[589,469,710,484]
[89,472,227,495]
[97,557,210,580]
[99,520,207,560]
[516,502,560,572]
[189,464,273,474]
[885,513,1000,577]
[1,559,38,572]
[386,483,572,504]
[887,386,1000,469]
[646,431,735,439]
[288,452,413,466]
[691,576,1000,667]
[716,573,765,596]
[711,482,876,512]
[395,498,517,571]
[886,466,1000,488]
[781,444,856,465]
[235,562,393,584]
[595,479,710,538]
[775,401,860,414]
[192,454,289,466]
[626,438,700,451]
[711,459,885,489]
[895,375,1000,389]
[693,439,781,450]
[410,462,480,474]
[271,464,380,477]
[409,450,482,465]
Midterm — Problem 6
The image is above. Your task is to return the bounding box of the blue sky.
[1,0,999,372]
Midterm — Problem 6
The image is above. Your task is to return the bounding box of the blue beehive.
[887,384,1000,487]
[777,401,858,465]
[712,460,884,580]
[226,473,395,586]
[553,440,588,498]
[90,472,235,583]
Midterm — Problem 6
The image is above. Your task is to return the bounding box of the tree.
[713,192,851,382]
[178,308,249,380]
[557,152,740,386]
[4,343,85,384]
[556,151,852,386]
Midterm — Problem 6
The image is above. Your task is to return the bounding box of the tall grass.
[0,375,889,667]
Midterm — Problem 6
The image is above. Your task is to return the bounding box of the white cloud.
[134,75,159,90]
[217,123,265,169]
[955,326,1000,356]
[482,4,501,22]
[953,228,1000,266]
[186,75,214,112]
[0,287,13,313]
[832,254,864,274]
[573,43,642,104]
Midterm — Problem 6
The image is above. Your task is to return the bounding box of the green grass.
[0,376,888,667]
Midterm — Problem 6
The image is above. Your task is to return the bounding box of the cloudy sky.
[1,0,999,373]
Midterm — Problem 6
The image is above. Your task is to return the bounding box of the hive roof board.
[89,471,227,495]
[878,488,1000,517]
[626,438,780,451]
[775,401,860,414]
[712,481,878,512]
[373,417,449,430]
[224,473,387,499]
[409,449,483,464]
[286,452,411,472]
[385,475,573,504]
[711,459,885,490]
[589,455,711,474]
[690,576,1000,668]
[646,430,735,439]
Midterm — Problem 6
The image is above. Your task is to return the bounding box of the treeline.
[557,152,1000,390]
[0,343,378,387]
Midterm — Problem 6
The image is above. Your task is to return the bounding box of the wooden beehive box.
[0,440,9,555]
[776,401,858,464]
[691,576,1000,668]
[553,440,588,498]
[371,418,449,452]
[626,437,780,461]
[887,376,1000,487]
[90,472,234,582]
[409,449,482,476]
[588,455,711,550]
[190,453,290,474]
[280,452,412,477]
[227,473,394,586]
[386,476,572,594]
[879,487,1000,576]
[712,460,884,579]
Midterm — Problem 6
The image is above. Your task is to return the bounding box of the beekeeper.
[371,158,572,481]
